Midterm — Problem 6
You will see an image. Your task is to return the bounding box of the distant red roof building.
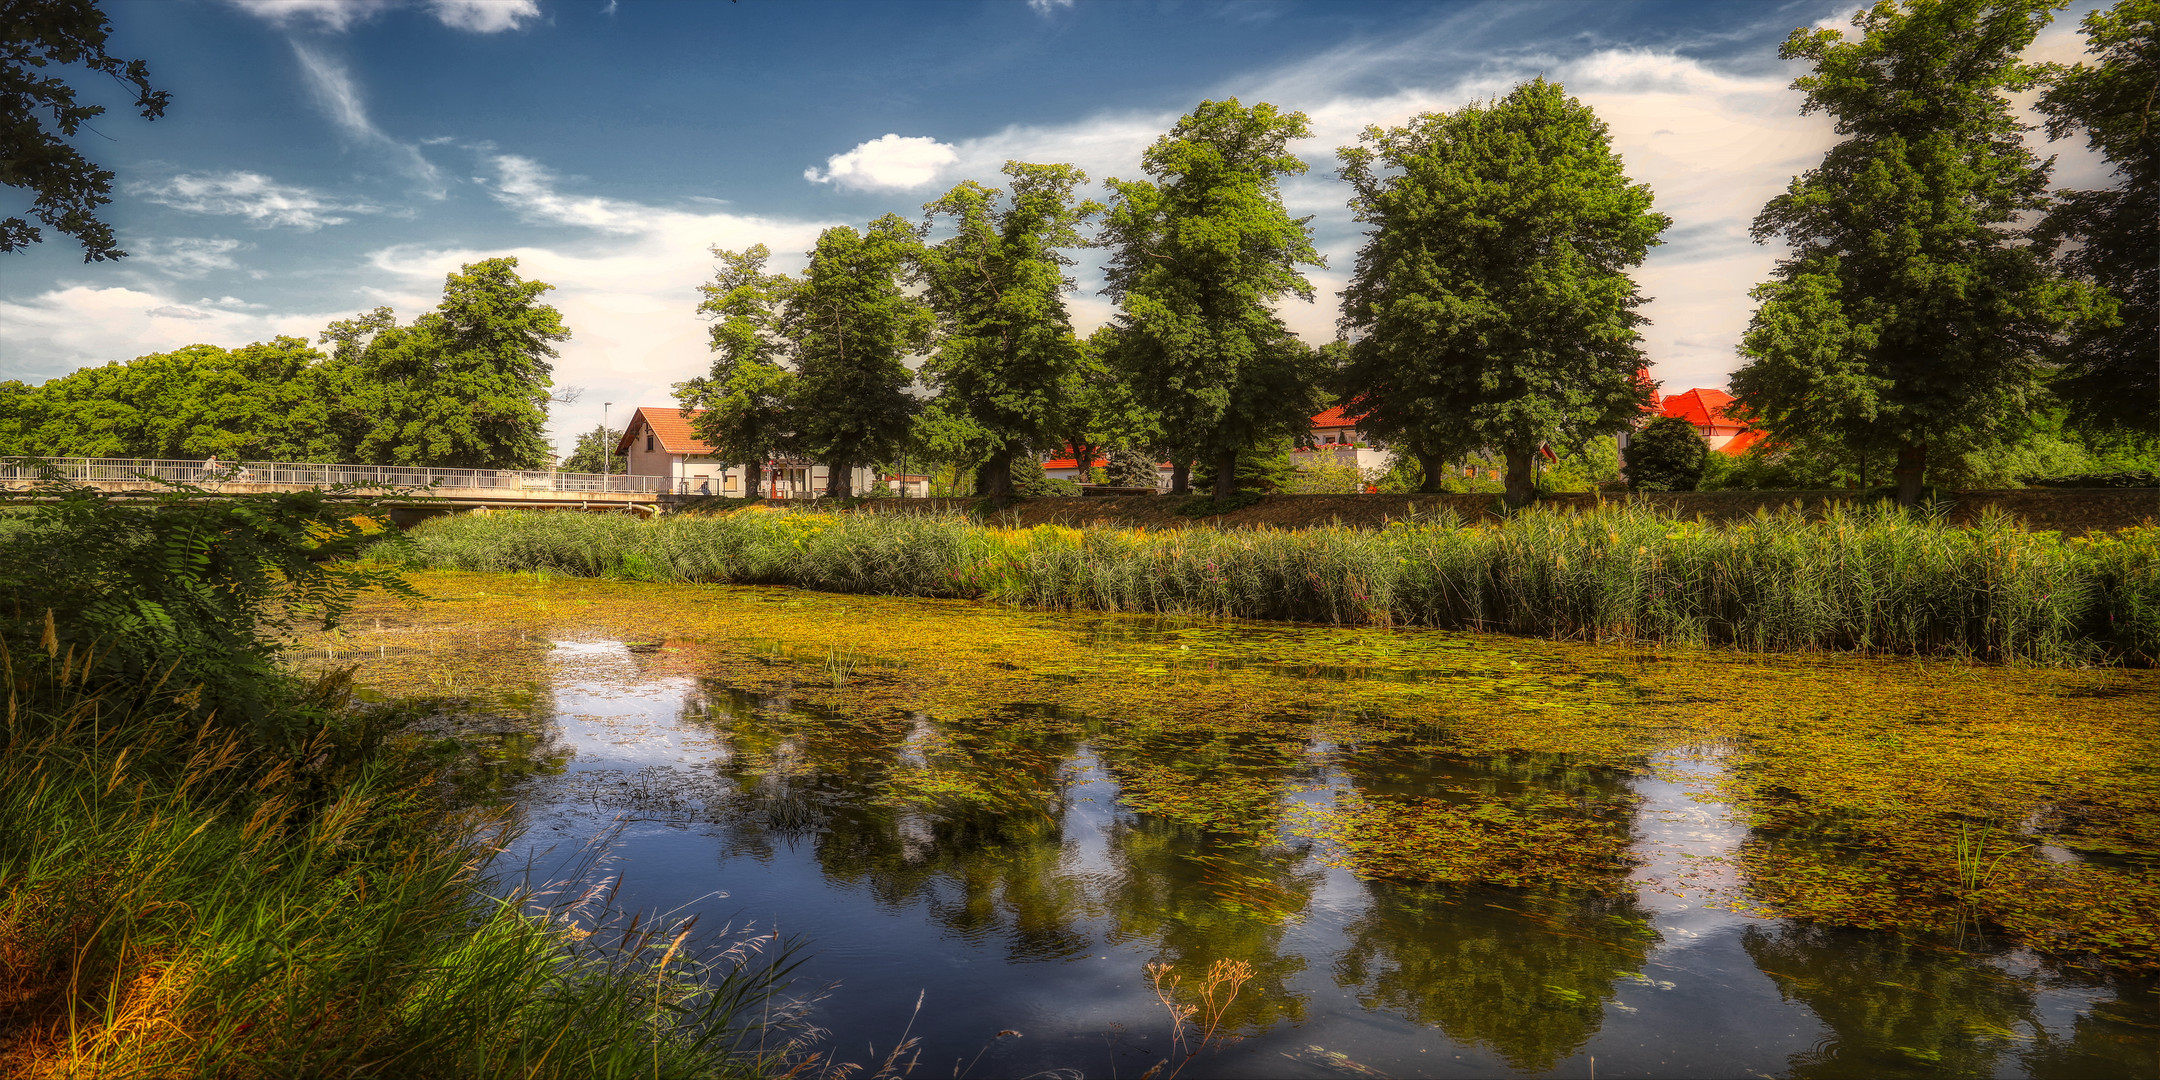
[1656,388,1764,456]
[614,406,715,456]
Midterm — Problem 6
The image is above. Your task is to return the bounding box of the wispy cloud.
[291,43,446,193]
[131,237,249,277]
[0,285,349,382]
[132,172,375,230]
[227,0,539,33]
[1027,0,1074,14]
[804,134,961,191]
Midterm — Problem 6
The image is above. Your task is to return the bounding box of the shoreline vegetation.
[0,487,809,1078]
[381,502,2159,666]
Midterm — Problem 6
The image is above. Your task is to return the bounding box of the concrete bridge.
[0,457,668,517]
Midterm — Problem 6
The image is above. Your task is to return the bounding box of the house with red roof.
[1655,388,1765,456]
[613,406,873,498]
[1041,405,1399,490]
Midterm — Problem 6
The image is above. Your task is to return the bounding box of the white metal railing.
[0,457,664,495]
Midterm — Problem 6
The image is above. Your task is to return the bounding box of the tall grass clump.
[385,502,2158,664]
[0,483,807,1077]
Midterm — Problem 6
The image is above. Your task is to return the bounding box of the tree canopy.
[0,258,567,469]
[1730,0,2106,504]
[677,243,799,499]
[1,0,169,260]
[1099,98,1327,498]
[2035,0,2157,435]
[786,215,933,498]
[1337,78,1667,504]
[915,162,1102,501]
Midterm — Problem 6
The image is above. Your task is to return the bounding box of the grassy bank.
[383,503,2159,664]
[0,486,804,1078]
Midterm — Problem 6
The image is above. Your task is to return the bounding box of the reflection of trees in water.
[697,692,1100,962]
[1742,923,2040,1078]
[1322,748,1652,1072]
[1099,817,1320,1031]
[1332,882,1654,1073]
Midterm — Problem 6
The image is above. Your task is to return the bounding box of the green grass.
[0,648,808,1078]
[381,503,2160,665]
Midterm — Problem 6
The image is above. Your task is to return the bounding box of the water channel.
[322,575,2160,1079]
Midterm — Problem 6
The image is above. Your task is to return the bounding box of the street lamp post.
[601,402,612,492]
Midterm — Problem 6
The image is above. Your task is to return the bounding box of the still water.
[440,634,2157,1080]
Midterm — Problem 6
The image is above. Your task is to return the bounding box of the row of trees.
[682,87,1654,505]
[0,258,568,468]
[683,1,2150,507]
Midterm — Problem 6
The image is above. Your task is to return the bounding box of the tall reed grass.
[383,503,2159,665]
[0,643,806,1078]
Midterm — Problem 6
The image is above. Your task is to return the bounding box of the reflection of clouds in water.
[1630,745,1751,944]
[543,640,727,770]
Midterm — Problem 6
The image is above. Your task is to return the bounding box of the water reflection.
[447,639,2158,1079]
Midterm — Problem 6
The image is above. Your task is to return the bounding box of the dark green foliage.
[0,480,410,737]
[1627,416,1708,492]
[0,259,568,469]
[1103,444,1162,488]
[0,0,169,260]
[1731,0,2107,504]
[561,425,626,474]
[1191,436,1294,494]
[1099,99,1327,500]
[1337,79,1667,506]
[677,244,797,500]
[1010,455,1080,498]
[2034,0,2158,434]
[916,163,1101,501]
[787,216,933,498]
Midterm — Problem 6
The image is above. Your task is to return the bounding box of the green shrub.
[1627,416,1708,492]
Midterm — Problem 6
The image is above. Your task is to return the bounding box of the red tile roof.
[1043,444,1109,471]
[1658,388,1764,456]
[1311,405,1368,429]
[616,407,715,456]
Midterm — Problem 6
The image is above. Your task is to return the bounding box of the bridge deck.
[2,457,664,508]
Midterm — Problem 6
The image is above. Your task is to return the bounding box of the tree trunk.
[744,460,764,500]
[975,452,1014,505]
[1212,450,1238,500]
[1894,441,1927,507]
[825,460,853,500]
[1170,460,1191,496]
[1417,451,1446,493]
[1502,446,1537,508]
[1071,441,1101,486]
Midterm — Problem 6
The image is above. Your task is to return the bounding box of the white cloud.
[227,0,540,33]
[1027,0,1074,13]
[131,238,248,277]
[292,44,446,193]
[226,0,397,32]
[132,172,375,230]
[428,0,541,32]
[804,134,962,191]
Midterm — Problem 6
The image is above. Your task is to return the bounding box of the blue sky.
[0,0,2109,458]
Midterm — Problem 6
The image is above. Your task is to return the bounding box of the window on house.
[645,432,655,453]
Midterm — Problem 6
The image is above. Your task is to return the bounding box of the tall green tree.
[559,425,624,475]
[915,162,1102,502]
[2,0,170,260]
[786,215,932,498]
[677,243,799,499]
[1730,0,2106,505]
[1337,79,1668,505]
[323,257,568,469]
[1099,99,1327,499]
[0,338,334,459]
[2035,0,2157,435]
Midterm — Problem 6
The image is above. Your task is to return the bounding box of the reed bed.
[385,503,2159,665]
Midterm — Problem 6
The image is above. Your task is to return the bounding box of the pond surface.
[316,574,2160,1079]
